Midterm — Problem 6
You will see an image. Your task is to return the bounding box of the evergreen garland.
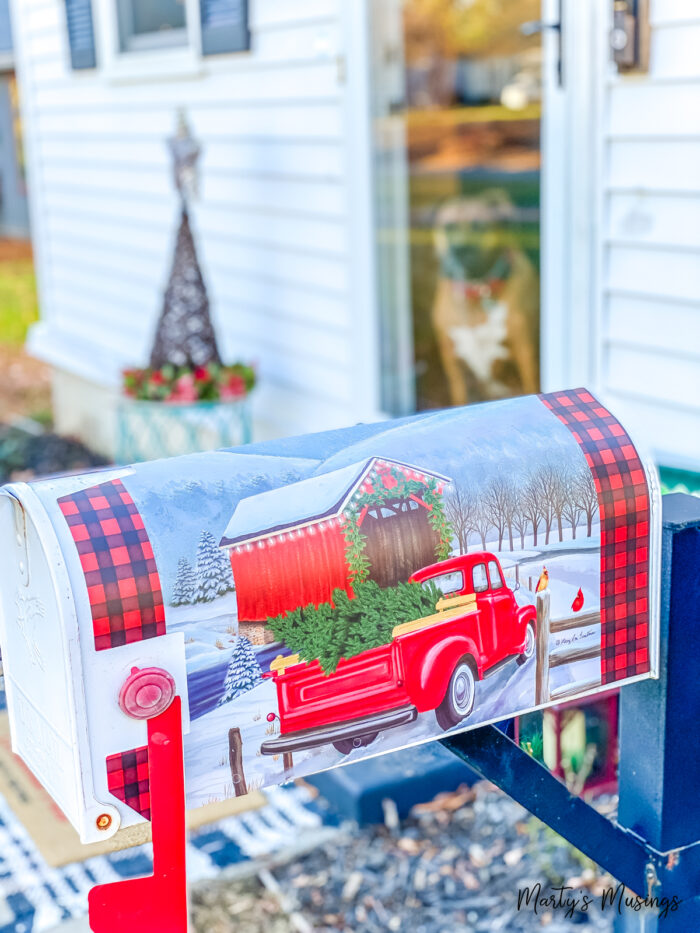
[267,579,443,674]
[342,511,370,584]
[341,467,454,574]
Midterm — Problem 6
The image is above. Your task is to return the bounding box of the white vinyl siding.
[11,0,378,441]
[599,0,700,468]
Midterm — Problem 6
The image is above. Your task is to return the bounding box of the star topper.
[168,109,200,203]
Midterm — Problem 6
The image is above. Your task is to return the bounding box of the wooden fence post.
[535,591,551,706]
[228,727,248,796]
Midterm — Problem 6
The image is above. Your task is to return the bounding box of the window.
[488,560,505,590]
[423,570,463,596]
[117,0,188,53]
[472,564,488,594]
[369,1,542,415]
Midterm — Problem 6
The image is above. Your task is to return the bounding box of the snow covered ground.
[167,591,240,673]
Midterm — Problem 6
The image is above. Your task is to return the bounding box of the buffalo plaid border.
[106,746,150,819]
[57,478,165,651]
[540,388,650,684]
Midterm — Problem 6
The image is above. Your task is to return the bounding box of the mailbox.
[0,388,660,846]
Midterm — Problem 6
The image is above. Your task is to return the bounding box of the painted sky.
[114,395,591,601]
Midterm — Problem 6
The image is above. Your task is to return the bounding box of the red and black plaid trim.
[539,388,650,684]
[57,478,165,651]
[106,746,150,819]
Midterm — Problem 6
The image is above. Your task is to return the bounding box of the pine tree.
[195,530,234,602]
[172,556,197,606]
[219,636,262,704]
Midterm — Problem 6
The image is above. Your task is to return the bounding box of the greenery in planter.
[267,579,443,674]
[122,361,256,403]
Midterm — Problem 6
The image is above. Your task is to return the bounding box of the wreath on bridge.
[342,465,453,584]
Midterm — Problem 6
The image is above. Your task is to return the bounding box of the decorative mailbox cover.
[0,389,660,844]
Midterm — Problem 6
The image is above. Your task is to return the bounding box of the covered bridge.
[219,458,451,643]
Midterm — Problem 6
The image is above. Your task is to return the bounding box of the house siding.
[599,0,700,468]
[11,0,374,449]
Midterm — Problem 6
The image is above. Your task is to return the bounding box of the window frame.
[95,0,203,84]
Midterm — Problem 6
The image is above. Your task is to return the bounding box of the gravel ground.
[191,782,617,932]
[0,422,108,482]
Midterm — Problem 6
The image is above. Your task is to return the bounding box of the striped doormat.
[0,783,335,933]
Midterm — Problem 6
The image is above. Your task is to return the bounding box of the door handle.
[520,20,561,36]
[521,1,564,88]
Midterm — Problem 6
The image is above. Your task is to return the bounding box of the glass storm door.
[371,0,545,414]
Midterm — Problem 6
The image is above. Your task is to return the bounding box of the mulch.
[191,782,616,932]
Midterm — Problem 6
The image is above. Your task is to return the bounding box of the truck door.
[487,559,516,656]
[471,561,497,664]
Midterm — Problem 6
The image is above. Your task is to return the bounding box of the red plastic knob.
[119,667,176,720]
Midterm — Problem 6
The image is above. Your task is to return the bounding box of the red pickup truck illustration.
[261,552,536,757]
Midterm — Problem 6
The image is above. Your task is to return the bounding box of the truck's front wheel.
[436,659,476,730]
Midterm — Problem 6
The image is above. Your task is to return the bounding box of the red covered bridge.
[219,458,451,644]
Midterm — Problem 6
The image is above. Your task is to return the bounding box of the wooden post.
[535,590,551,706]
[528,575,533,592]
[283,751,294,771]
[228,727,247,796]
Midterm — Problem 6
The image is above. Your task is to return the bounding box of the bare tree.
[444,484,479,554]
[501,479,522,551]
[561,469,583,539]
[549,464,569,543]
[484,477,512,551]
[575,467,599,537]
[511,501,529,549]
[522,472,545,547]
[533,464,566,545]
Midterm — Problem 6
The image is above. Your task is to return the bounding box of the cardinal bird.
[571,587,585,612]
[535,567,549,592]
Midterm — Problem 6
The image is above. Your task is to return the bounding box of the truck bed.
[273,642,409,734]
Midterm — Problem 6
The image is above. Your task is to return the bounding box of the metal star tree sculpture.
[149,112,222,370]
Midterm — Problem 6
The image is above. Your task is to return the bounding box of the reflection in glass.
[377,0,542,411]
[118,0,187,51]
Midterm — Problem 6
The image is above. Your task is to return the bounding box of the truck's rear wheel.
[436,659,476,731]
[517,622,536,666]
[333,732,378,755]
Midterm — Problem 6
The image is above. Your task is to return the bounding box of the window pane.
[472,564,488,593]
[118,0,187,51]
[131,0,185,34]
[423,570,463,595]
[488,560,504,590]
[371,0,541,413]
